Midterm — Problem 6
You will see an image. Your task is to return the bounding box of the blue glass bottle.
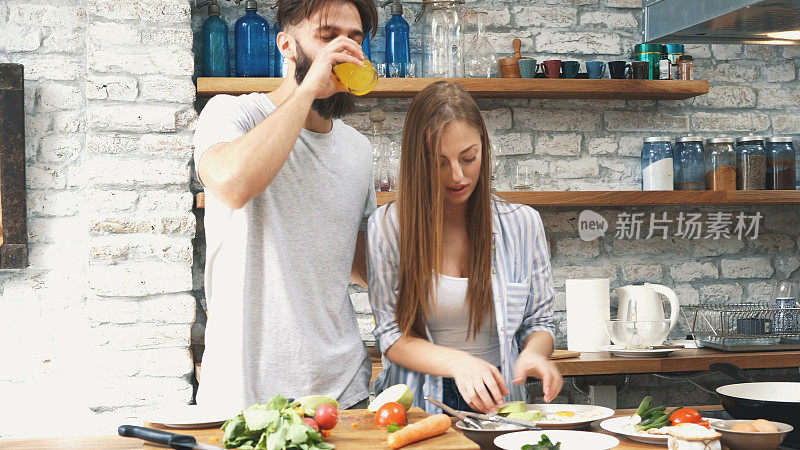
[234,0,270,77]
[362,32,372,61]
[381,0,410,77]
[272,22,284,77]
[201,1,230,77]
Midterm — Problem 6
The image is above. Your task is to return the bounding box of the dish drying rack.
[686,303,800,352]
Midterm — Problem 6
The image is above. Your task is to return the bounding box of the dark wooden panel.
[0,63,27,268]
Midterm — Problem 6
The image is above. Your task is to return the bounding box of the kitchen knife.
[424,396,483,429]
[463,411,542,430]
[118,425,222,450]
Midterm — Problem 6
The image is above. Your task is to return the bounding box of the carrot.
[386,413,451,449]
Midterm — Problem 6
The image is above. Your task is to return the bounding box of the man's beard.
[294,43,356,119]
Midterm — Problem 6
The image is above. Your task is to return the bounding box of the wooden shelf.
[196,190,800,210]
[197,77,709,100]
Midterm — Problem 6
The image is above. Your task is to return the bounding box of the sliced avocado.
[508,410,543,421]
[497,401,527,414]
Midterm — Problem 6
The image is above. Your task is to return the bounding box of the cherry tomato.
[669,408,702,425]
[374,402,407,428]
[696,420,711,429]
[302,417,319,431]
[315,404,339,430]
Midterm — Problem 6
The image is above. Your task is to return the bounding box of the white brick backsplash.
[138,191,194,211]
[697,62,759,83]
[89,214,195,236]
[551,157,599,179]
[88,376,192,408]
[357,316,376,342]
[546,0,598,5]
[555,237,599,257]
[700,283,743,304]
[515,109,602,132]
[536,133,582,156]
[691,112,770,132]
[351,292,372,315]
[748,234,795,253]
[496,133,533,156]
[89,0,190,24]
[552,265,616,287]
[142,28,194,48]
[88,22,140,48]
[776,256,800,278]
[721,258,774,279]
[748,281,775,303]
[617,136,644,157]
[27,216,87,244]
[622,264,664,282]
[605,111,689,132]
[88,263,193,297]
[763,62,797,82]
[8,4,85,28]
[691,238,745,257]
[483,108,513,131]
[90,236,193,264]
[139,294,197,324]
[87,189,139,212]
[28,190,82,217]
[139,77,196,104]
[88,105,179,132]
[604,0,640,7]
[670,262,719,282]
[39,134,81,163]
[89,49,194,76]
[53,110,86,133]
[140,347,194,377]
[692,85,756,109]
[41,28,84,54]
[86,157,189,187]
[39,83,83,111]
[486,32,533,57]
[86,133,139,155]
[86,75,138,101]
[0,25,42,52]
[536,31,621,55]
[27,164,67,189]
[744,45,780,60]
[711,44,743,61]
[771,115,800,134]
[14,55,82,80]
[512,6,577,28]
[674,284,701,306]
[684,44,712,59]
[579,11,637,28]
[757,87,800,109]
[588,136,617,155]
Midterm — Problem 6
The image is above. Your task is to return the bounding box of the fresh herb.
[386,422,401,433]
[221,395,335,449]
[521,434,561,450]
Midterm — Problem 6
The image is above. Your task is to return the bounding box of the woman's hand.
[512,351,563,403]
[450,353,509,414]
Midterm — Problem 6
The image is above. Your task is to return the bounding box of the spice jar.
[765,136,796,190]
[735,135,766,190]
[705,137,737,190]
[674,136,705,190]
[641,136,674,190]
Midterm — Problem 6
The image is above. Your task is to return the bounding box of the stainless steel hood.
[643,0,800,44]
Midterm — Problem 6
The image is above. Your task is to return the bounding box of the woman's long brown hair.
[395,81,493,340]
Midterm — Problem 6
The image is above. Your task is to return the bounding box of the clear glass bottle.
[387,142,400,191]
[674,136,705,190]
[464,12,498,78]
[368,109,388,191]
[641,137,674,191]
[765,137,796,190]
[735,135,766,190]
[704,137,737,190]
[419,0,464,78]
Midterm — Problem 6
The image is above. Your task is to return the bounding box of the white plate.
[522,404,616,430]
[494,429,620,450]
[599,345,677,358]
[599,416,669,444]
[145,405,238,429]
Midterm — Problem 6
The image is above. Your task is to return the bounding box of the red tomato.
[315,404,339,430]
[669,408,702,425]
[374,402,407,428]
[302,417,319,431]
[696,420,711,429]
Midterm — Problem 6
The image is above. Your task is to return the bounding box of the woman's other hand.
[512,351,563,403]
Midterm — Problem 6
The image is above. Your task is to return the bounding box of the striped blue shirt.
[366,198,556,414]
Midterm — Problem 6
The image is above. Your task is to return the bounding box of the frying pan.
[710,363,800,436]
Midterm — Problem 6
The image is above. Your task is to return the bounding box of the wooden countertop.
[0,406,726,449]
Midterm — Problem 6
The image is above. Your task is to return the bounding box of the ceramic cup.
[561,60,580,79]
[518,59,538,78]
[586,60,606,79]
[631,60,650,79]
[541,59,562,79]
[609,60,630,79]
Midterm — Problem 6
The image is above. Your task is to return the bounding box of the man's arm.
[197,35,365,210]
[350,230,367,287]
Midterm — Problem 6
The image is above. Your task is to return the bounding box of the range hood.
[643,0,800,44]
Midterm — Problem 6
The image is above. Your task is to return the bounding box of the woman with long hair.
[367,81,562,415]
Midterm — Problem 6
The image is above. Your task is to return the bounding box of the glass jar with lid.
[418,1,465,78]
[673,136,705,190]
[735,135,766,190]
[641,136,674,190]
[705,137,737,190]
[765,137,796,190]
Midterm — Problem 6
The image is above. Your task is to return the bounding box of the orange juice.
[333,60,378,96]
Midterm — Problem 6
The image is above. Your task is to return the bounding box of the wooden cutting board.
[143,407,478,450]
[550,349,581,359]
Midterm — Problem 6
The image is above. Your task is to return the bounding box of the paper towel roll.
[566,278,611,352]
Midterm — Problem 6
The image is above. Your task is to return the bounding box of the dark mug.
[541,59,562,79]
[586,60,606,79]
[561,60,580,79]
[631,61,650,79]
[609,60,630,79]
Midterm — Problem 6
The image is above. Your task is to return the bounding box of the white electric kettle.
[615,283,680,331]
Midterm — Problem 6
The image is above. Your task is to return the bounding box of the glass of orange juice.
[333,60,378,96]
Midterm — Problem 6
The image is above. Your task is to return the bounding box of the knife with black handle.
[118,425,221,449]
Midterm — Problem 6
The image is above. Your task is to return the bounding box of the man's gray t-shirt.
[193,93,376,410]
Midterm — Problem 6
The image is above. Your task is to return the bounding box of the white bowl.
[605,319,670,348]
[494,429,619,450]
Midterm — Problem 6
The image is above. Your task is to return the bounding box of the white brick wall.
[0,0,196,438]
